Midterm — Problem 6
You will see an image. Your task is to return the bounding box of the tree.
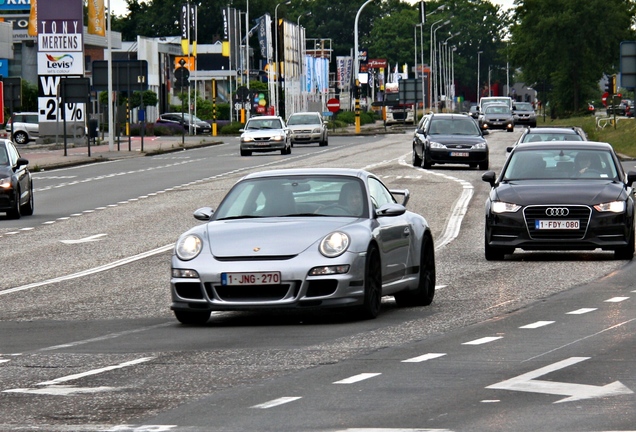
[508,0,636,116]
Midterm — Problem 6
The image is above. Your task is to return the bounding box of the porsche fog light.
[594,201,626,213]
[309,265,350,276]
[176,234,203,260]
[172,268,200,278]
[319,232,350,257]
[491,201,522,213]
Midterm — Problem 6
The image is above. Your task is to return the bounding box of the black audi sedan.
[412,113,489,170]
[0,139,33,219]
[482,142,636,260]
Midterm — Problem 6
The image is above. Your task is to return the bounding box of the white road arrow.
[60,233,108,244]
[487,357,633,403]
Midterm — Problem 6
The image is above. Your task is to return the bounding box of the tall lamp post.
[442,32,459,112]
[431,19,450,112]
[297,12,311,113]
[418,5,446,111]
[274,0,291,116]
[477,50,483,104]
[354,0,374,133]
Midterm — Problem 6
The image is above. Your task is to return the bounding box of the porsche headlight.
[491,201,522,213]
[0,177,12,189]
[594,201,626,213]
[430,141,447,149]
[319,231,350,258]
[175,234,203,261]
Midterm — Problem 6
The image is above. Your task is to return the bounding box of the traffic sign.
[327,98,340,113]
[601,92,609,107]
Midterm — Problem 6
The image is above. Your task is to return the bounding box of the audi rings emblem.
[545,207,569,216]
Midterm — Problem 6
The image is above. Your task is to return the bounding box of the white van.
[478,96,513,113]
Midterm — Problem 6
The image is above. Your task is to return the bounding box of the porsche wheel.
[358,245,382,319]
[394,233,436,307]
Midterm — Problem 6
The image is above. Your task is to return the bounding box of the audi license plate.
[535,220,580,230]
[450,152,469,157]
[221,272,281,286]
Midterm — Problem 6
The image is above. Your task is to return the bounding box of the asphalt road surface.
[0,128,634,431]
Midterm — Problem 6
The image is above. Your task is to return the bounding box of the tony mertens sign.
[37,52,83,75]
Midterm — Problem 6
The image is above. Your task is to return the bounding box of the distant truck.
[384,82,414,125]
[478,96,513,113]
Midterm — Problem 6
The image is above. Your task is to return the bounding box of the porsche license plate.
[450,152,469,157]
[535,220,580,230]
[221,272,281,285]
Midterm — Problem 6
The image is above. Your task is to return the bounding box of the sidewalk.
[18,122,404,171]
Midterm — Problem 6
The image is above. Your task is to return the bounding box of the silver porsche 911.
[170,168,436,324]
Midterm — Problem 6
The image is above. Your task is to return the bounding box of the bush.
[153,123,185,136]
[334,110,377,126]
[220,121,246,135]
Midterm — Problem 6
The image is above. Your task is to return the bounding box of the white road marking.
[402,353,446,363]
[250,396,302,409]
[605,296,629,302]
[3,357,154,396]
[333,373,382,384]
[60,233,108,244]
[0,359,9,364]
[486,357,634,403]
[462,336,503,345]
[337,429,453,432]
[567,308,597,314]
[0,244,173,296]
[519,321,554,329]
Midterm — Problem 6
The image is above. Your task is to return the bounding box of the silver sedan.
[170,168,436,324]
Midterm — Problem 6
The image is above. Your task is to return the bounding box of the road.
[0,129,634,431]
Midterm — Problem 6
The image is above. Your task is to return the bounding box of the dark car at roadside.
[0,139,33,219]
[155,113,212,135]
[412,113,489,170]
[482,142,636,261]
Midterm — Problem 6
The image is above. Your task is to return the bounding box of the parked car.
[412,113,489,170]
[0,139,33,218]
[5,112,39,145]
[239,115,291,156]
[512,102,537,127]
[514,126,586,146]
[482,142,636,260]
[170,168,436,324]
[606,102,629,116]
[155,113,212,134]
[478,103,515,132]
[286,112,328,146]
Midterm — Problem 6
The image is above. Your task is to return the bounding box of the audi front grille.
[524,205,592,240]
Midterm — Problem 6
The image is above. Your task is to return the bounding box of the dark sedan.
[478,103,514,132]
[0,139,33,219]
[412,113,489,170]
[482,142,636,260]
[155,113,212,135]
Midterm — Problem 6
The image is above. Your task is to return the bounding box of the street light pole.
[477,50,483,104]
[274,0,291,116]
[354,0,374,133]
[432,19,450,112]
[297,12,311,113]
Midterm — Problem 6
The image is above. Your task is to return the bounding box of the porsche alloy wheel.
[394,233,436,307]
[358,245,382,319]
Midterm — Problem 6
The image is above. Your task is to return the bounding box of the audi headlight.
[491,201,522,213]
[430,141,447,149]
[0,177,12,189]
[175,234,203,261]
[241,136,254,143]
[594,201,626,213]
[319,232,350,258]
